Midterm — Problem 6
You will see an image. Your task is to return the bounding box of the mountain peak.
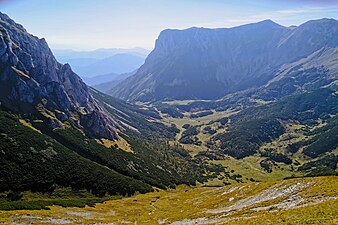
[300,18,338,27]
[259,19,279,25]
[244,19,285,29]
[0,11,26,33]
[307,18,337,23]
[0,12,119,140]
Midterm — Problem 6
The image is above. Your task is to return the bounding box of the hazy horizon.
[1,0,338,50]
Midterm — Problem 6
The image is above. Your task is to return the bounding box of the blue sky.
[1,0,338,50]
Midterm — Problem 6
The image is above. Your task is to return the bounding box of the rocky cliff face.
[0,12,118,140]
[110,19,338,102]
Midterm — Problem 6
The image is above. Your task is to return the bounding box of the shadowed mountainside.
[110,19,338,102]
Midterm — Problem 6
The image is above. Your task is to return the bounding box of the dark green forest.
[0,109,152,197]
[212,88,338,159]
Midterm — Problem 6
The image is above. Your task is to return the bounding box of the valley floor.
[0,176,337,225]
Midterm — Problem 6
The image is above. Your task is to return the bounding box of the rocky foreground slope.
[1,176,337,225]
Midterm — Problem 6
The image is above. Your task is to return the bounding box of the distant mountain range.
[53,48,149,86]
[110,19,338,102]
[53,47,149,61]
[91,71,136,92]
[76,53,144,77]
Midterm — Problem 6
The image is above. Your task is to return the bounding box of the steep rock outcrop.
[0,12,117,140]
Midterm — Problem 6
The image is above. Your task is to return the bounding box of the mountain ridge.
[0,11,119,139]
[110,18,338,102]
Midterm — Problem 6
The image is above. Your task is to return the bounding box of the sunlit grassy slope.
[1,176,337,224]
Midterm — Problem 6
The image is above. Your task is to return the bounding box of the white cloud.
[277,6,338,14]
[196,6,338,28]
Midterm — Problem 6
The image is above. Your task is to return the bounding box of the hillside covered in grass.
[1,176,337,224]
[0,99,219,209]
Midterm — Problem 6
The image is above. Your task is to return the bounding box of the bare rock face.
[110,19,338,102]
[0,12,117,140]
